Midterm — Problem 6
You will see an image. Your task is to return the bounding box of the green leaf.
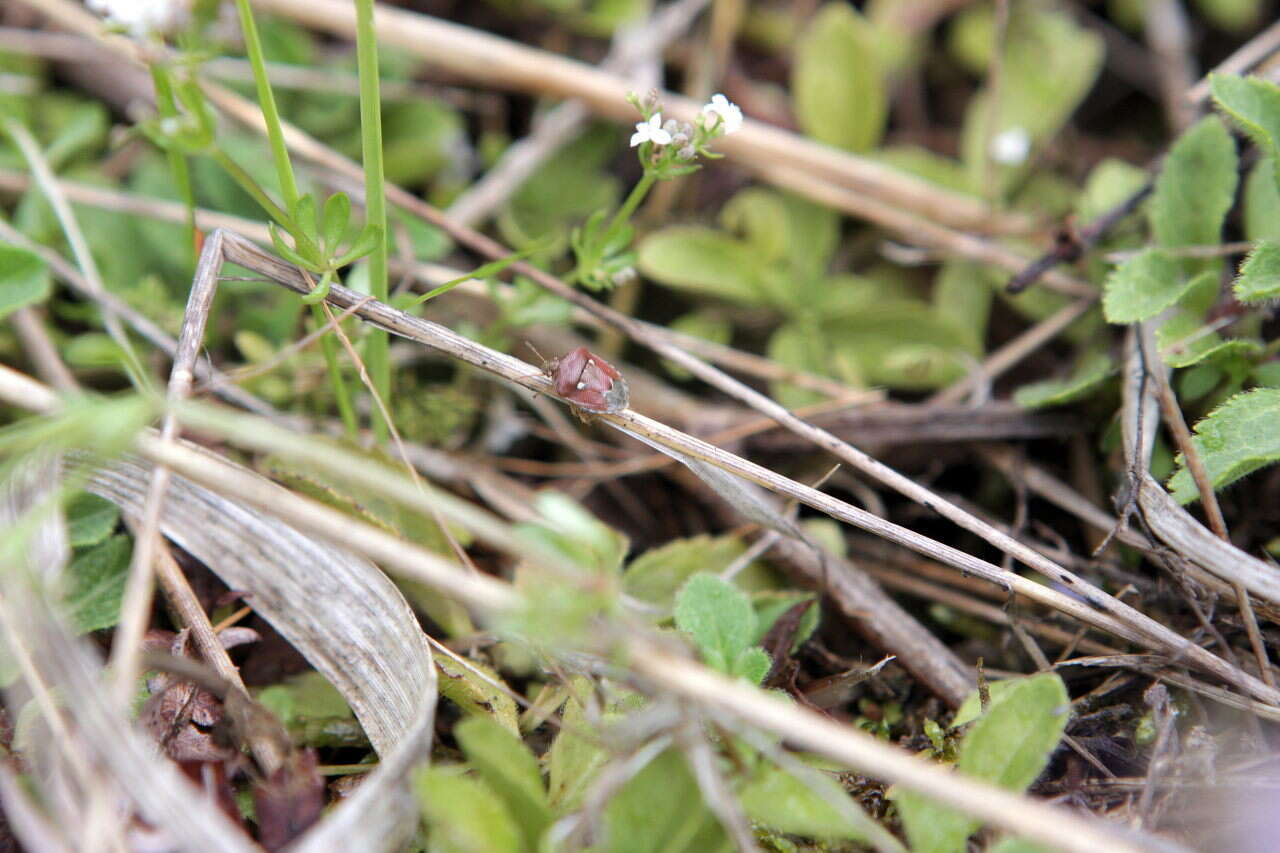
[42,100,108,171]
[1167,388,1280,503]
[597,748,730,853]
[1156,311,1263,368]
[409,245,539,308]
[752,592,819,653]
[292,194,318,241]
[1234,241,1280,302]
[949,680,1020,729]
[873,146,977,195]
[1149,116,1238,264]
[268,222,318,272]
[933,262,994,349]
[436,653,520,736]
[516,492,628,576]
[720,189,839,282]
[674,573,757,674]
[1075,158,1150,224]
[1211,73,1280,194]
[331,223,382,268]
[62,534,131,633]
[623,535,762,618]
[662,310,732,381]
[791,3,886,152]
[415,765,523,853]
[256,671,364,748]
[320,192,351,254]
[0,243,51,321]
[1243,158,1280,242]
[637,226,768,305]
[895,674,1070,853]
[988,839,1054,853]
[1014,352,1114,409]
[1102,250,1198,323]
[547,690,611,812]
[257,671,354,725]
[739,763,890,845]
[381,99,467,187]
[499,124,620,251]
[732,646,771,685]
[1253,362,1280,388]
[455,715,551,850]
[960,7,1103,188]
[957,673,1070,794]
[825,301,979,389]
[65,492,119,548]
[1195,0,1263,31]
[767,321,844,409]
[946,3,995,73]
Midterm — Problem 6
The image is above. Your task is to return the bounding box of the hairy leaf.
[1167,388,1280,503]
[1243,158,1280,242]
[1150,116,1238,267]
[1211,73,1280,193]
[1234,241,1280,302]
[1103,250,1199,323]
[63,534,131,633]
[674,573,757,675]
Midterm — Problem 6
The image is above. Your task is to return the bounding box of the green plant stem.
[149,65,198,269]
[607,170,658,237]
[233,0,300,215]
[209,148,316,258]
[354,0,390,440]
[312,302,359,438]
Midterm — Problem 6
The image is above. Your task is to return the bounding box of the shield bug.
[542,346,630,414]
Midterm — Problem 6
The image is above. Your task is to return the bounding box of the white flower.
[990,127,1031,165]
[630,113,673,148]
[86,0,190,38]
[702,94,743,135]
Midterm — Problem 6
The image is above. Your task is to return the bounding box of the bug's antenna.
[524,341,548,366]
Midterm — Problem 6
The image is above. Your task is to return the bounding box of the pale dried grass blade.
[1,458,258,852]
[73,446,436,758]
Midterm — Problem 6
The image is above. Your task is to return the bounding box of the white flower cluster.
[702,94,743,135]
[629,93,743,150]
[86,0,190,38]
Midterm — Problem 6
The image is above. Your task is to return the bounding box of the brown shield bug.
[541,346,630,414]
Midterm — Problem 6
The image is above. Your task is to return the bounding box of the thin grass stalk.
[354,0,391,440]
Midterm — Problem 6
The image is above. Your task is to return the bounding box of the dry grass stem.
[215,231,1276,706]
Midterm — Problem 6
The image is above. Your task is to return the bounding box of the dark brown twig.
[1005,181,1153,294]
